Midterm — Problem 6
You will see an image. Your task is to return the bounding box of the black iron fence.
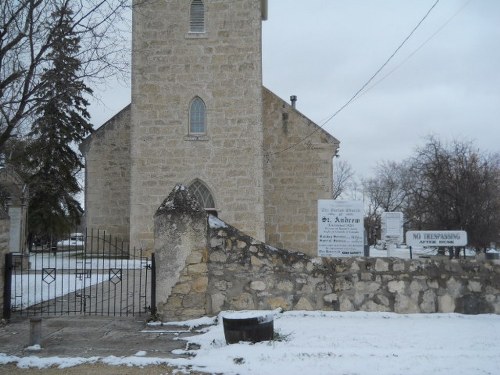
[3,229,155,318]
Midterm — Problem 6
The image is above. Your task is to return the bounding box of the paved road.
[1,363,196,374]
[0,316,209,374]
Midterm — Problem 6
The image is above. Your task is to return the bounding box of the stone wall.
[154,185,209,320]
[154,187,500,320]
[81,105,131,244]
[263,88,339,256]
[206,226,500,314]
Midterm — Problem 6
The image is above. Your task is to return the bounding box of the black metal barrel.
[223,313,274,344]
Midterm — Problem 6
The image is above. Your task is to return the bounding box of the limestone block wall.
[130,0,266,250]
[263,88,339,256]
[205,221,500,315]
[81,105,131,244]
[154,189,500,320]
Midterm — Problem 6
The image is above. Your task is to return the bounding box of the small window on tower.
[189,97,206,134]
[190,0,205,33]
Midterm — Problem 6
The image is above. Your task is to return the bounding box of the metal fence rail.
[4,229,154,318]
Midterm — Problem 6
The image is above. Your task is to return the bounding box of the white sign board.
[381,212,404,243]
[406,231,468,247]
[318,200,364,257]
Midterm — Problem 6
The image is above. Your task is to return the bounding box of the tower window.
[190,0,205,33]
[189,97,206,134]
[189,179,215,210]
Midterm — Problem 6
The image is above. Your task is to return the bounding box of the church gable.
[80,104,131,155]
[263,87,339,255]
[81,104,132,243]
[262,88,339,147]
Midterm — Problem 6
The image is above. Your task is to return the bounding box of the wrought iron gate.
[3,230,155,318]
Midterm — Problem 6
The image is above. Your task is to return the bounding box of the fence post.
[3,253,13,320]
[150,253,157,317]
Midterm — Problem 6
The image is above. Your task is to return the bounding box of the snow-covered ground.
[369,245,478,259]
[11,252,149,309]
[1,310,499,374]
[28,252,148,271]
[3,248,498,373]
[11,273,109,310]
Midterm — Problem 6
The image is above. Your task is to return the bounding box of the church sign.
[381,211,404,243]
[406,230,468,247]
[318,200,364,257]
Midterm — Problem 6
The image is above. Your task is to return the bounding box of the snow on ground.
[11,273,109,310]
[3,247,498,373]
[166,311,500,375]
[1,311,499,374]
[28,252,147,271]
[369,245,477,259]
[10,252,147,310]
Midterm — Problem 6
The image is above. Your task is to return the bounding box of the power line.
[265,0,441,159]
[359,0,473,99]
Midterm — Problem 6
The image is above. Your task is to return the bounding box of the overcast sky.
[88,0,500,178]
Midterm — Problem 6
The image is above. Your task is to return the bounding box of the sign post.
[318,200,364,257]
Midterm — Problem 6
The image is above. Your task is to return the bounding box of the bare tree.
[332,159,355,199]
[408,136,500,248]
[0,0,131,148]
[362,161,413,245]
[363,161,412,213]
[363,137,500,249]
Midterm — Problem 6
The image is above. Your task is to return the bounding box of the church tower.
[129,0,268,248]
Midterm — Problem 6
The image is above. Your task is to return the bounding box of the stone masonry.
[263,88,338,255]
[129,0,267,250]
[154,185,500,321]
[154,185,209,319]
[82,0,339,258]
[80,105,131,244]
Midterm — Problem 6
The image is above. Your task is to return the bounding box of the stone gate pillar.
[1,166,29,319]
[0,166,29,255]
[153,184,209,320]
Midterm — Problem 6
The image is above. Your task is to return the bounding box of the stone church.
[81,0,339,257]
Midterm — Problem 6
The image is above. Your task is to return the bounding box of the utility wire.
[265,0,441,159]
[359,0,473,99]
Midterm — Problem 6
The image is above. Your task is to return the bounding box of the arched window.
[189,97,206,134]
[190,0,205,33]
[189,179,215,210]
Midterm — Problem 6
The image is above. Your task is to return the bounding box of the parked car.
[56,233,85,251]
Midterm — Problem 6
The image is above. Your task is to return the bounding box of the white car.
[57,233,85,251]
